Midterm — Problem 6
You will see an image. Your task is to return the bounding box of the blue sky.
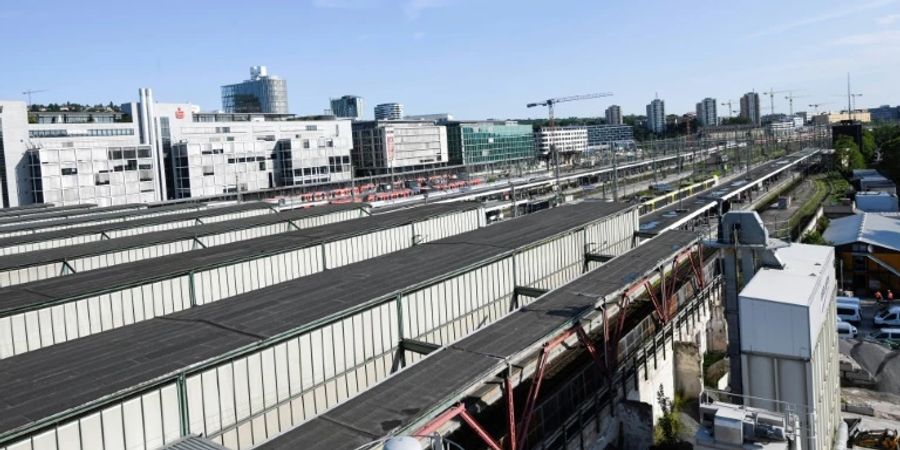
[1,0,898,119]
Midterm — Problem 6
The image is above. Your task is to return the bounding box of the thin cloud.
[404,0,449,20]
[749,0,897,38]
[831,30,900,46]
[877,13,900,25]
[413,31,426,40]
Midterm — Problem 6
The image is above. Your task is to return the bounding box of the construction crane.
[721,100,735,118]
[22,89,47,107]
[762,88,788,115]
[783,92,809,116]
[526,92,613,204]
[808,102,831,115]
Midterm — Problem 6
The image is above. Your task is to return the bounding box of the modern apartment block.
[374,103,404,120]
[740,92,761,126]
[696,97,718,127]
[646,97,666,133]
[535,127,588,155]
[351,120,448,176]
[583,124,635,150]
[444,121,535,170]
[221,66,289,114]
[605,105,623,125]
[330,95,364,120]
[0,99,164,207]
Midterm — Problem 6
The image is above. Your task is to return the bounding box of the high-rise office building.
[330,95,364,120]
[740,92,761,126]
[221,66,289,114]
[374,103,404,120]
[646,97,666,134]
[605,105,623,125]
[696,97,717,127]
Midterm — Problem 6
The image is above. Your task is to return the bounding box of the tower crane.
[808,102,830,115]
[721,100,734,118]
[22,89,47,107]
[762,88,788,115]
[784,92,809,116]
[527,92,613,204]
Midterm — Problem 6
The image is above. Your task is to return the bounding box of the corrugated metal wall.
[0,208,365,287]
[0,209,481,359]
[0,208,639,450]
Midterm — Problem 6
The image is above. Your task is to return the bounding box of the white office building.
[0,99,165,207]
[646,97,666,134]
[738,243,841,450]
[351,120,448,176]
[374,103,404,120]
[535,127,588,155]
[696,97,717,127]
[166,111,352,198]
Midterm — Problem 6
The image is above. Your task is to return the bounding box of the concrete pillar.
[673,341,702,401]
[614,401,653,450]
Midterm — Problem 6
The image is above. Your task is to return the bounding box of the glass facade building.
[445,121,536,168]
[221,67,289,114]
[330,95,364,120]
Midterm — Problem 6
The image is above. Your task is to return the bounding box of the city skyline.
[0,0,898,119]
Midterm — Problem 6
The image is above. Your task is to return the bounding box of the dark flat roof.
[255,230,699,450]
[0,201,633,439]
[0,204,64,218]
[0,203,144,227]
[0,203,367,272]
[0,203,271,248]
[0,202,481,315]
[0,203,202,235]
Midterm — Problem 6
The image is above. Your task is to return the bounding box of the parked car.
[868,328,900,349]
[874,306,900,327]
[837,303,862,325]
[837,320,858,339]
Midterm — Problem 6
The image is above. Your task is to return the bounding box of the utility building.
[738,243,841,450]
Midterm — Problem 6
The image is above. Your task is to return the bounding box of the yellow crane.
[527,92,613,204]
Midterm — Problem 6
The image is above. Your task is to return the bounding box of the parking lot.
[843,297,900,346]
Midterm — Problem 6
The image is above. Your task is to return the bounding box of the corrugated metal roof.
[160,435,228,450]
[823,213,900,252]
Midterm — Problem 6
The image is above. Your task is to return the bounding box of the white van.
[837,296,861,307]
[837,321,858,339]
[874,306,900,327]
[869,328,900,342]
[836,303,862,324]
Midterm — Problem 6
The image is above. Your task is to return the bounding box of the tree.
[880,137,900,183]
[834,135,865,170]
[873,124,900,148]
[862,129,877,163]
